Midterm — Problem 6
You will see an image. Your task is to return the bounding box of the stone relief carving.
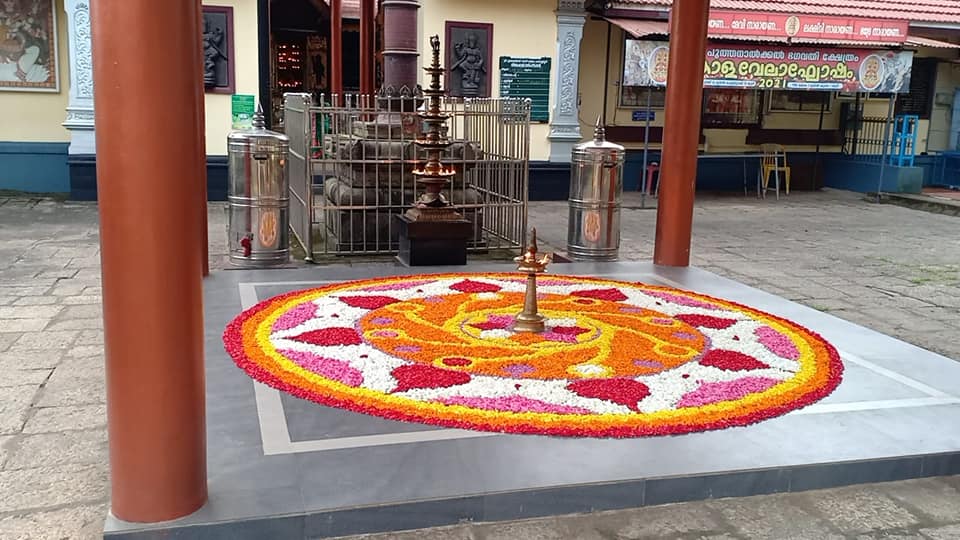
[73,2,93,99]
[65,108,95,123]
[451,32,486,96]
[549,11,585,147]
[549,124,580,136]
[557,31,578,117]
[377,83,424,99]
[202,17,227,87]
[557,0,586,12]
[445,22,491,98]
[201,7,233,92]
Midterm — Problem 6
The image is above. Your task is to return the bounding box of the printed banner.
[705,10,909,44]
[623,40,914,93]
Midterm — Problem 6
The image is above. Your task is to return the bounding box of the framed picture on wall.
[0,0,59,92]
[202,6,235,94]
[445,21,492,98]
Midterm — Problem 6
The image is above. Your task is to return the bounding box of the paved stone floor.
[1,189,959,539]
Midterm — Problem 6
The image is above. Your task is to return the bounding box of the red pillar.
[653,0,710,267]
[330,0,343,102]
[194,0,209,277]
[91,0,207,522]
[360,0,376,96]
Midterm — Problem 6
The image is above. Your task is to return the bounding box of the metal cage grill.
[284,93,530,260]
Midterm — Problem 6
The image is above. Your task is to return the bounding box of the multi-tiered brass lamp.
[395,34,471,267]
[406,35,462,222]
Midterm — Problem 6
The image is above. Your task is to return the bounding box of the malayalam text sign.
[705,10,909,44]
[499,56,551,123]
[623,40,914,93]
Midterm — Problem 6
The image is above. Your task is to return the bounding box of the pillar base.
[548,138,580,163]
[395,214,471,266]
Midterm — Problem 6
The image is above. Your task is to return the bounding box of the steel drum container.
[566,122,625,261]
[227,107,291,267]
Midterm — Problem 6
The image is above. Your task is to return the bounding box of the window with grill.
[896,58,937,119]
[620,86,666,108]
[701,89,762,127]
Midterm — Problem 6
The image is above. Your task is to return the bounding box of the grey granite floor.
[2,190,960,539]
[103,261,960,539]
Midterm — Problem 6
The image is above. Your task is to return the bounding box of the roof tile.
[612,0,960,24]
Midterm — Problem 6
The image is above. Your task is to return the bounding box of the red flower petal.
[472,321,503,331]
[469,314,514,331]
[700,350,769,371]
[566,378,650,412]
[442,357,472,367]
[675,314,737,329]
[392,364,472,393]
[338,295,400,309]
[290,327,362,346]
[449,279,502,293]
[551,326,590,336]
[571,288,628,302]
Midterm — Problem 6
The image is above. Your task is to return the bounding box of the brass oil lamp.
[406,35,461,222]
[512,228,553,333]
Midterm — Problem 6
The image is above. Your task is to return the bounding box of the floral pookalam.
[223,274,842,437]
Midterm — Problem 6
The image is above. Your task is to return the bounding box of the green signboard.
[499,57,551,123]
[231,94,256,130]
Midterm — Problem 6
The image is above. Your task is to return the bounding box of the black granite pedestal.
[395,214,472,266]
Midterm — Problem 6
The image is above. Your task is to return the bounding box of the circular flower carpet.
[223,274,842,438]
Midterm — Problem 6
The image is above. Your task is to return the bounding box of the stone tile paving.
[0,191,958,539]
[532,189,960,362]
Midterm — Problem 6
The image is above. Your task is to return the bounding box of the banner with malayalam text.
[624,40,914,93]
[704,10,909,44]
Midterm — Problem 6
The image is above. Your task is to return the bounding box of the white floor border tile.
[238,275,959,456]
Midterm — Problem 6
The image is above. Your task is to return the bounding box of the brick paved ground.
[1,190,958,539]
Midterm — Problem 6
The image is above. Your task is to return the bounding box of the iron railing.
[843,116,890,158]
[284,93,530,260]
[842,113,919,167]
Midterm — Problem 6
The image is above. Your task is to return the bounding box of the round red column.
[194,0,209,277]
[360,0,376,96]
[331,0,343,101]
[91,0,207,522]
[653,0,710,267]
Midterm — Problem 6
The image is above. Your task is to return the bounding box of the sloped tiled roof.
[611,1,960,24]
[606,16,960,47]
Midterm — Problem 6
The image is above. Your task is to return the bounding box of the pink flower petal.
[438,395,591,415]
[280,349,364,387]
[362,280,434,292]
[755,326,800,361]
[272,302,317,331]
[677,377,779,408]
[646,291,718,310]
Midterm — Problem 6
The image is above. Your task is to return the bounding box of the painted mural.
[0,0,58,91]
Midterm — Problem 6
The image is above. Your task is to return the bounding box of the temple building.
[0,0,958,198]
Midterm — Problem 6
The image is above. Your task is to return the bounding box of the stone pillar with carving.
[547,0,586,163]
[379,0,422,111]
[63,0,95,155]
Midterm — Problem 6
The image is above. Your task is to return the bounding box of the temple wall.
[203,0,260,155]
[0,0,69,143]
[419,0,557,161]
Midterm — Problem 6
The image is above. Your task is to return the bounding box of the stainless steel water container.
[566,121,625,261]
[227,106,291,267]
